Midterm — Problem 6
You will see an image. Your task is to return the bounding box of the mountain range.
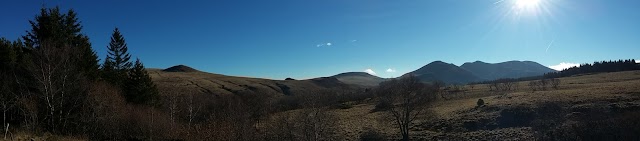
[149,60,555,97]
[331,60,555,85]
[460,61,556,81]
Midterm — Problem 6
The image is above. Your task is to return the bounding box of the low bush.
[477,99,485,107]
[359,128,387,141]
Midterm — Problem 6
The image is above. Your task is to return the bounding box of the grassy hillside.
[332,72,386,87]
[291,70,640,140]
[148,69,359,97]
[149,68,640,140]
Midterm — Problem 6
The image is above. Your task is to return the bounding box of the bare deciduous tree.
[375,75,439,141]
[550,78,561,89]
[0,71,17,140]
[528,80,538,91]
[28,42,90,133]
[540,79,549,90]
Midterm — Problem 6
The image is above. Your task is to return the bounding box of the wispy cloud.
[386,68,396,73]
[549,62,579,71]
[316,42,332,47]
[364,69,376,75]
[545,39,555,52]
[351,40,357,42]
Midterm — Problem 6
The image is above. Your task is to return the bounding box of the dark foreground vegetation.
[1,6,639,141]
[0,7,161,140]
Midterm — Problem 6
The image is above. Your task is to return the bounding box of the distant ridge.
[159,60,555,85]
[460,60,556,80]
[332,72,386,87]
[401,60,556,84]
[163,65,199,72]
[403,61,482,84]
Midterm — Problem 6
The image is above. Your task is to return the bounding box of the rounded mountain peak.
[163,65,199,72]
[334,72,377,77]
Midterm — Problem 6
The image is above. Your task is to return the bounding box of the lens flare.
[516,0,541,9]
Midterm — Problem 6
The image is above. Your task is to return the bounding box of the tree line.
[543,59,639,78]
[0,7,158,138]
[471,59,639,85]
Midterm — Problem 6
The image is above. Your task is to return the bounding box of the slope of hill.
[460,61,555,80]
[403,61,482,84]
[331,72,386,87]
[327,70,640,140]
[150,65,358,97]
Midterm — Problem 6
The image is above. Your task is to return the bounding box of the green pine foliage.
[23,7,100,80]
[15,7,102,133]
[102,28,159,104]
[1,6,162,136]
[125,59,159,104]
[0,38,17,67]
[102,28,133,87]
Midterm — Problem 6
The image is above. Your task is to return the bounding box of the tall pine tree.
[19,7,98,133]
[102,28,132,87]
[23,7,100,80]
[126,58,159,104]
[0,38,17,68]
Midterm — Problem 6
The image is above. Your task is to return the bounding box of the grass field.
[141,69,640,140]
[316,70,640,140]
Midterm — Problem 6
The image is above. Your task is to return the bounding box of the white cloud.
[549,62,580,71]
[636,59,639,63]
[351,40,357,42]
[364,69,376,75]
[316,42,332,47]
[386,68,396,73]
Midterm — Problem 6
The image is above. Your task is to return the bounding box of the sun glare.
[512,0,542,14]
[502,0,548,18]
[516,0,541,9]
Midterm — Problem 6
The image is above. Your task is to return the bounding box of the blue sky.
[1,0,638,79]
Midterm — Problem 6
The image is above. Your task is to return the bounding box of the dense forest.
[0,7,167,139]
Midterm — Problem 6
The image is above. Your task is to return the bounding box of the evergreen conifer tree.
[0,38,17,67]
[125,59,159,104]
[23,7,100,80]
[102,28,132,86]
[19,7,98,133]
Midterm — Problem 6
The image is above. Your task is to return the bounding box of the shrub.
[371,100,392,112]
[477,99,485,107]
[359,128,387,141]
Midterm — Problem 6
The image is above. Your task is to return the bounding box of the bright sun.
[515,0,541,10]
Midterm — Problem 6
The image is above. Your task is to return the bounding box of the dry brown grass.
[149,69,358,98]
[150,69,640,140]
[324,70,640,140]
[3,131,86,141]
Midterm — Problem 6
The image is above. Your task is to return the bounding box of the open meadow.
[312,70,640,140]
